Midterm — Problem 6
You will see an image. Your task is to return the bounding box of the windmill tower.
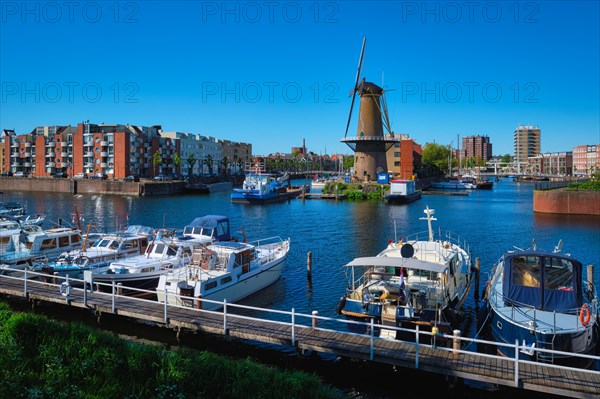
[340,37,396,182]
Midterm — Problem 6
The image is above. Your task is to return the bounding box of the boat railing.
[2,268,599,384]
[488,281,597,332]
[403,229,471,253]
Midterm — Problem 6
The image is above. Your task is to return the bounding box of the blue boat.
[481,240,599,368]
[172,215,232,246]
[231,172,298,204]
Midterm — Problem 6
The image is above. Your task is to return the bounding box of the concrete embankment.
[533,189,600,215]
[0,177,185,196]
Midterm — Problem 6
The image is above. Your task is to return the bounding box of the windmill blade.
[381,92,393,135]
[345,90,358,137]
[352,37,367,95]
[345,37,367,138]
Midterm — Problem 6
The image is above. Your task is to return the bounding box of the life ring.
[60,282,72,297]
[579,304,591,326]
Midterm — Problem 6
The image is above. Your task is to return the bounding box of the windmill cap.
[357,81,384,95]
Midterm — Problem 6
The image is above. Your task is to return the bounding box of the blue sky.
[1,1,598,156]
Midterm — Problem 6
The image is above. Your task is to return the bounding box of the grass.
[0,302,343,399]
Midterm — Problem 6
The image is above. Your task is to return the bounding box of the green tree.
[173,153,182,176]
[422,142,450,176]
[187,153,197,176]
[236,159,244,174]
[221,156,230,176]
[343,155,354,170]
[152,151,162,176]
[204,154,214,175]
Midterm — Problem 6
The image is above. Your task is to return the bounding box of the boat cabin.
[182,215,231,243]
[502,251,583,311]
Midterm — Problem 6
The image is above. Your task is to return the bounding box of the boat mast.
[420,206,437,242]
[457,133,461,177]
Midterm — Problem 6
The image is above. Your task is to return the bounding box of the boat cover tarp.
[185,215,230,241]
[344,256,447,273]
[502,250,582,311]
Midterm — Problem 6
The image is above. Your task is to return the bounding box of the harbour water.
[4,179,600,394]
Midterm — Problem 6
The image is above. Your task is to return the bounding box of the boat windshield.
[92,239,120,250]
[184,226,215,238]
[57,253,73,263]
[505,253,582,311]
[72,256,89,266]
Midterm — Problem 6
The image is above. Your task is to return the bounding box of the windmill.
[340,37,397,182]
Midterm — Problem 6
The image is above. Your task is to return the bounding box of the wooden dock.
[1,272,598,398]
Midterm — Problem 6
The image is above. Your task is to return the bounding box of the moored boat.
[384,179,421,205]
[231,171,300,204]
[33,227,152,280]
[0,224,84,276]
[92,235,195,297]
[337,206,474,342]
[171,215,232,247]
[156,236,290,310]
[430,179,473,190]
[480,240,599,368]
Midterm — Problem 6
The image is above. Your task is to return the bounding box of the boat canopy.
[344,256,448,274]
[185,215,231,241]
[502,250,583,311]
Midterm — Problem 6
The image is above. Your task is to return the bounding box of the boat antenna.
[419,206,437,242]
[393,220,397,243]
[554,239,563,253]
[73,204,82,231]
[240,226,247,243]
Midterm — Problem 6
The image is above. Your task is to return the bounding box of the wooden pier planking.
[0,275,598,398]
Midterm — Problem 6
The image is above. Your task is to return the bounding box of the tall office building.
[514,125,541,163]
[462,135,492,160]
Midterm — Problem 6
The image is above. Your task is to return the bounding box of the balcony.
[84,151,94,157]
[46,142,56,147]
[100,151,108,157]
[24,162,31,167]
[85,163,94,168]
[11,142,18,148]
[100,141,108,146]
[24,142,32,147]
[61,152,69,157]
[61,142,68,147]
[46,152,55,158]
[46,162,56,168]
[10,153,18,158]
[100,163,108,168]
[24,152,31,157]
[84,141,94,147]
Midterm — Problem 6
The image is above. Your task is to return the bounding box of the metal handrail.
[2,268,599,389]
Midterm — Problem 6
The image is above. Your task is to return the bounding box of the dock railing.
[1,267,599,391]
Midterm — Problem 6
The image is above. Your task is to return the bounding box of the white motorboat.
[33,228,153,280]
[0,224,84,276]
[92,235,195,297]
[337,206,474,342]
[156,236,290,311]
